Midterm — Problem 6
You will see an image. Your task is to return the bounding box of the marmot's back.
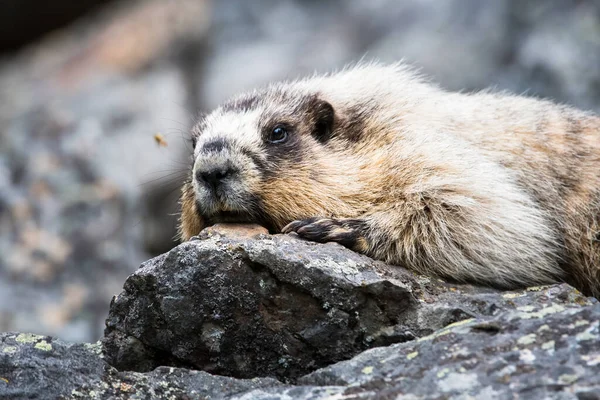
[180,63,600,297]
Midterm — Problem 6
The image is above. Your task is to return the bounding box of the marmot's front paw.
[282,217,368,252]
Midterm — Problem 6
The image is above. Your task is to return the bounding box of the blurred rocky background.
[0,0,599,343]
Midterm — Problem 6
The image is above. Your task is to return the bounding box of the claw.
[281,217,368,252]
[281,217,319,234]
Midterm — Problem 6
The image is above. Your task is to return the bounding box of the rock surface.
[2,228,599,399]
[102,226,600,390]
[104,226,425,381]
[0,332,282,400]
[301,301,600,399]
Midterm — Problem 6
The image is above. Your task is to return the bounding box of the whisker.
[160,118,190,129]
[139,173,188,188]
[141,169,188,177]
[164,159,193,168]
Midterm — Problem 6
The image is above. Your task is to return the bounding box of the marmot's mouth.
[205,210,255,224]
[203,209,277,233]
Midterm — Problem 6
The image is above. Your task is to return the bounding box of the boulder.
[2,228,599,398]
[2,227,598,399]
[103,225,597,384]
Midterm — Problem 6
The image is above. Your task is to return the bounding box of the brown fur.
[179,63,600,297]
[179,182,204,240]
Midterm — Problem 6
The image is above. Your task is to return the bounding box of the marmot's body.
[180,63,600,297]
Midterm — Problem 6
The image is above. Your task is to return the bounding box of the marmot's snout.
[195,163,237,193]
[192,137,260,223]
[194,140,236,192]
[194,141,237,197]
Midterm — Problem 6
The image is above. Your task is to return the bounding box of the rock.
[300,301,600,399]
[3,224,598,399]
[0,332,282,400]
[103,227,422,381]
[200,223,270,240]
[103,225,596,383]
[2,275,599,398]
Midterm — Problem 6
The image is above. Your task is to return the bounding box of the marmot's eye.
[268,126,288,144]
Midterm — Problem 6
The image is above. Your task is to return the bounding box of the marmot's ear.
[312,99,335,143]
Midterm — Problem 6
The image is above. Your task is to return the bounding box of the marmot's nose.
[196,167,234,190]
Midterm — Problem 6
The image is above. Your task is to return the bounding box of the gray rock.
[0,332,282,400]
[103,225,596,384]
[103,229,422,381]
[2,261,599,399]
[300,301,600,399]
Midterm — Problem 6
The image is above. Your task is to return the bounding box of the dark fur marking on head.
[262,131,305,174]
[258,109,306,169]
[337,101,376,143]
[202,138,229,153]
[221,94,260,113]
[303,96,334,143]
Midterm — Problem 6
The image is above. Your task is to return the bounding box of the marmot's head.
[178,85,371,241]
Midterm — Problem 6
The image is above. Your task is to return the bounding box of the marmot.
[179,62,600,297]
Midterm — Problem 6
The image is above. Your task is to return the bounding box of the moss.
[517,304,566,319]
[558,374,579,385]
[537,324,550,332]
[417,318,475,343]
[517,334,537,346]
[444,318,475,329]
[34,340,52,351]
[84,342,103,356]
[2,346,17,355]
[525,285,552,292]
[541,340,555,350]
[575,329,597,341]
[15,333,43,344]
[437,368,450,378]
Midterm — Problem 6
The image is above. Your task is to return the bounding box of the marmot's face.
[189,90,335,230]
